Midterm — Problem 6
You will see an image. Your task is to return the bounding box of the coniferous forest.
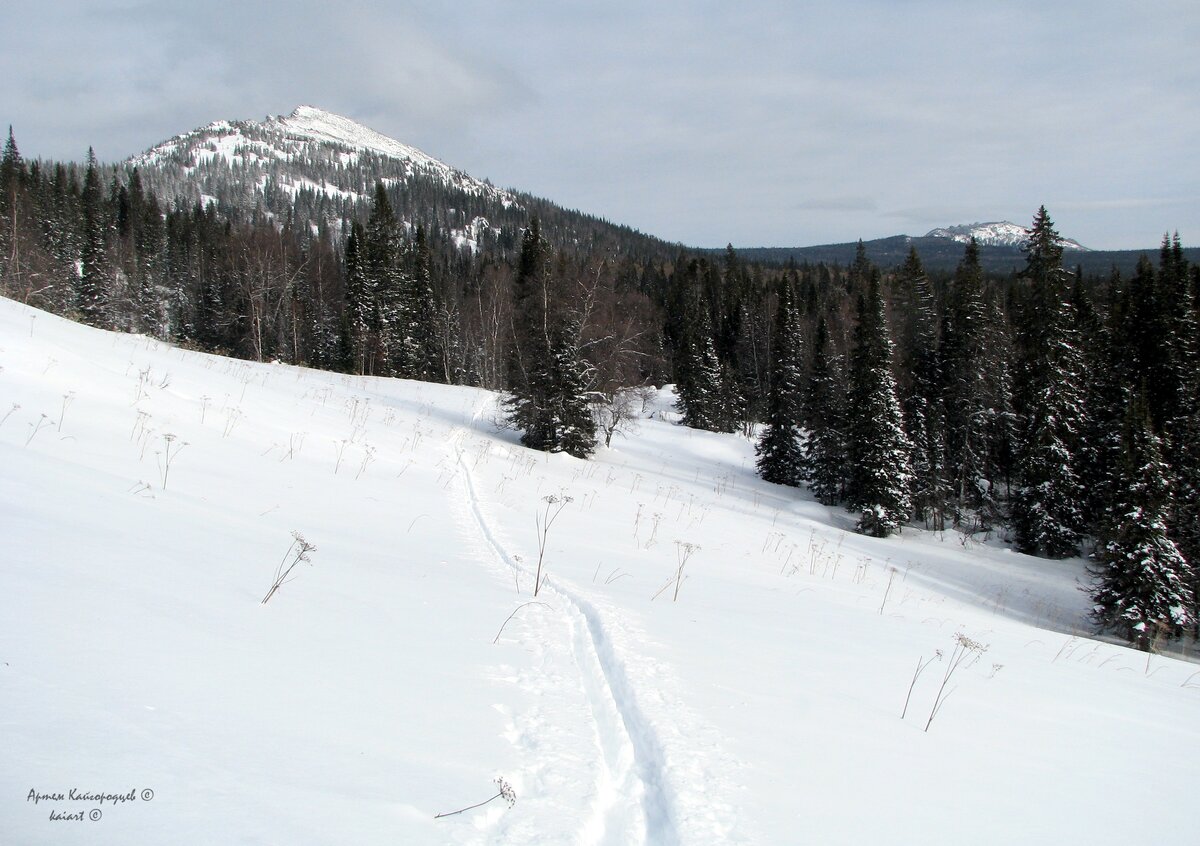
[2,127,1197,651]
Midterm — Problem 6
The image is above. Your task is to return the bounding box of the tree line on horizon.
[1,129,1197,651]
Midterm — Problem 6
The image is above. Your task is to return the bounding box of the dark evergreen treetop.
[1,126,21,184]
[1021,205,1067,289]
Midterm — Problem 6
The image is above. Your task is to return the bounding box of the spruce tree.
[78,148,112,326]
[364,183,408,375]
[507,218,557,451]
[1012,207,1085,558]
[755,278,805,486]
[982,295,1017,523]
[402,225,444,382]
[1156,236,1200,623]
[0,126,21,216]
[1170,410,1200,632]
[343,222,370,374]
[1090,395,1194,650]
[673,286,730,432]
[549,320,597,459]
[0,126,19,189]
[1077,276,1128,534]
[1157,234,1196,436]
[505,218,596,457]
[129,171,166,336]
[1116,256,1168,425]
[802,316,847,504]
[846,274,913,537]
[941,239,990,516]
[0,127,23,294]
[848,239,875,295]
[718,247,767,431]
[896,247,948,529]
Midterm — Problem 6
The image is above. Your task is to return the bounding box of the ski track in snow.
[448,423,681,846]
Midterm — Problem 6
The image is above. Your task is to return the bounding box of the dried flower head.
[495,777,517,808]
[954,632,988,653]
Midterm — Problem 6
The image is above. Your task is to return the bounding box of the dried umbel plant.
[434,777,517,819]
[25,413,51,447]
[156,432,188,490]
[533,494,572,597]
[57,391,74,432]
[652,541,701,602]
[672,541,699,601]
[0,402,20,429]
[261,532,317,605]
[924,633,989,732]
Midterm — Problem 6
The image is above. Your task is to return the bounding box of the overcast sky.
[2,1,1196,250]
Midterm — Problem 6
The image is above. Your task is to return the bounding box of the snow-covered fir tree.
[1012,207,1086,558]
[1156,236,1200,602]
[399,225,444,382]
[1076,273,1127,534]
[342,221,371,374]
[801,315,847,505]
[940,238,993,520]
[846,273,913,537]
[895,247,948,530]
[78,148,112,327]
[505,218,597,458]
[674,287,733,432]
[1090,394,1194,650]
[549,320,597,459]
[507,218,558,451]
[362,182,407,376]
[755,277,806,486]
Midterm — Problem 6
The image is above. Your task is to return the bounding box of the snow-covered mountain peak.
[925,221,1089,251]
[127,105,519,225]
[267,106,452,175]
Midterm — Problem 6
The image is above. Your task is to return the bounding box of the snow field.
[1,297,1197,845]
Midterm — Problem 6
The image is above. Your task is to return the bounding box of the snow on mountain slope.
[925,221,1089,251]
[274,106,463,176]
[128,106,518,220]
[2,297,1196,844]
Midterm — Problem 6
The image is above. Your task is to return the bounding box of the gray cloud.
[795,198,879,213]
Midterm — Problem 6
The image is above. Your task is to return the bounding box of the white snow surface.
[925,221,1089,251]
[276,106,457,179]
[2,297,1196,844]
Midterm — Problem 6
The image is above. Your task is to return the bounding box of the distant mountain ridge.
[924,221,1088,251]
[727,234,1197,276]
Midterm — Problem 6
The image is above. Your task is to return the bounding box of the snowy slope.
[925,221,1089,251]
[127,106,518,227]
[2,297,1196,845]
[273,106,474,181]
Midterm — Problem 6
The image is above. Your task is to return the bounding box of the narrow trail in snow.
[451,430,680,846]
